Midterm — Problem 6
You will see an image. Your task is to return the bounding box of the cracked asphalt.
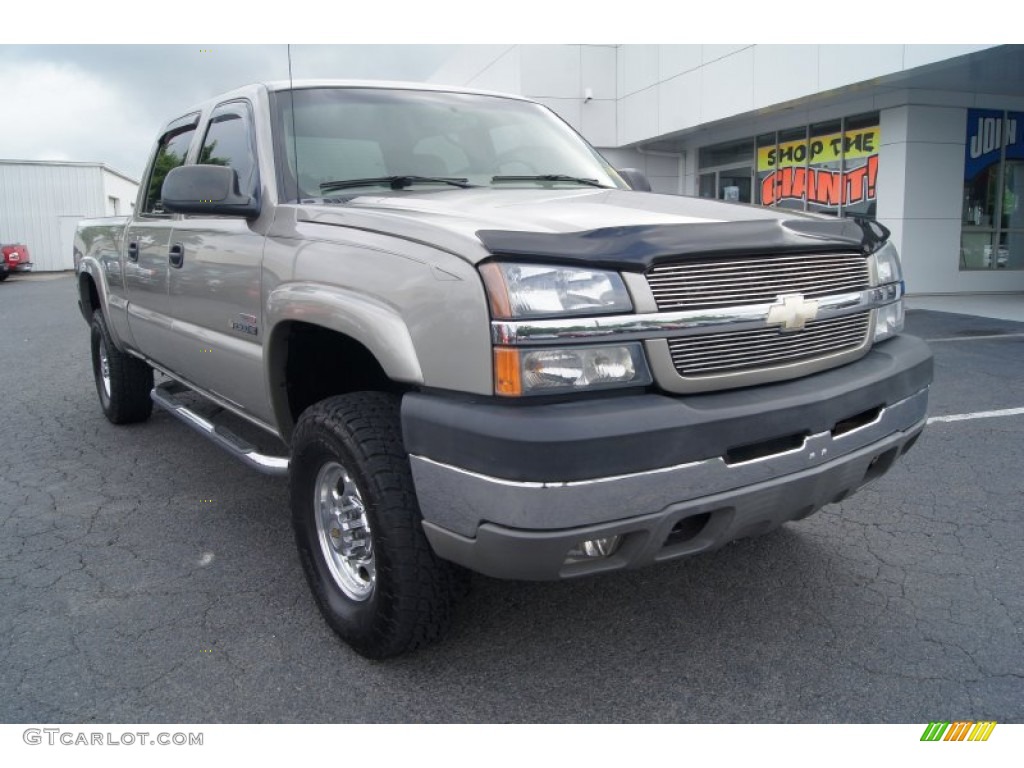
[1,274,1022,723]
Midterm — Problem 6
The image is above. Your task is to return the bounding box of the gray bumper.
[413,388,928,580]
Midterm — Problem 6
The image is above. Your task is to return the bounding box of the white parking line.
[928,333,1024,343]
[928,407,1024,424]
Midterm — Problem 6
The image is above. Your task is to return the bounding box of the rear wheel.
[290,392,464,659]
[90,309,153,424]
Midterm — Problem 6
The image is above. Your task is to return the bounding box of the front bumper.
[417,409,923,579]
[403,334,932,580]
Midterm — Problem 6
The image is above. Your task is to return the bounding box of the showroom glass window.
[700,113,880,219]
[698,138,754,203]
[961,109,1024,270]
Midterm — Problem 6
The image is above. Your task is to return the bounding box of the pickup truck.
[74,81,933,659]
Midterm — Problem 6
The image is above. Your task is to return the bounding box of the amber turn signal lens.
[493,347,522,396]
[479,262,513,320]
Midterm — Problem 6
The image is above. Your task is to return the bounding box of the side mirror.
[162,165,261,219]
[617,168,652,192]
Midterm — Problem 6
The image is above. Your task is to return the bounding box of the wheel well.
[279,322,402,426]
[79,273,101,320]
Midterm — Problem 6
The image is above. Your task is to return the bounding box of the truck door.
[124,114,199,365]
[163,100,268,421]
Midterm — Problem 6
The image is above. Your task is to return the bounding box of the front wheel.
[290,392,464,659]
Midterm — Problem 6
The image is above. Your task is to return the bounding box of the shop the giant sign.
[759,126,879,208]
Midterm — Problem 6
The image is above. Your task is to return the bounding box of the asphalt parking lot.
[1,273,1022,723]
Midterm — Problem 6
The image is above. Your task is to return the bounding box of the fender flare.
[77,258,129,351]
[264,282,424,435]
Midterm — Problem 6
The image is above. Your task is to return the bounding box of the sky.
[0,45,458,180]
[1,3,1000,182]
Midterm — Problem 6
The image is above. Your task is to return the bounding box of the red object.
[0,244,33,279]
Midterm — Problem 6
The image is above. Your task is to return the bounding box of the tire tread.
[91,309,153,424]
[290,392,465,659]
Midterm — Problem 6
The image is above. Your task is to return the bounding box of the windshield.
[272,87,627,201]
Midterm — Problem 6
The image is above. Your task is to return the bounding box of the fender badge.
[231,313,258,336]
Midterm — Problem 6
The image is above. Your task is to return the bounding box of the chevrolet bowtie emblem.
[766,293,819,332]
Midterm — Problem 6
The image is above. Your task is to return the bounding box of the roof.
[181,80,532,114]
[259,79,531,101]
[0,159,139,185]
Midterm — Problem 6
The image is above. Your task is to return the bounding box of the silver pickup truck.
[75,80,933,658]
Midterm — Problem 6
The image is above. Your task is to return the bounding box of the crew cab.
[74,81,933,658]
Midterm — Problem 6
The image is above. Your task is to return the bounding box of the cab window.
[198,101,258,197]
[142,121,197,214]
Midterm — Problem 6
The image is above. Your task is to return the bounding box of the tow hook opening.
[725,433,808,465]
[832,406,883,437]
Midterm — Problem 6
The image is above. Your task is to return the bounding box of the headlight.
[480,262,633,319]
[872,241,903,286]
[494,343,651,396]
[871,241,905,342]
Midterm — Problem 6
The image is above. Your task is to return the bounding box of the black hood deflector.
[477,217,890,271]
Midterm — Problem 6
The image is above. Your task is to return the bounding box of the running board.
[151,382,289,477]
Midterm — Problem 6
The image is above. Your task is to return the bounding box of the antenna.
[287,44,300,203]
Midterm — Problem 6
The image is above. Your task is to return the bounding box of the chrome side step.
[151,382,289,477]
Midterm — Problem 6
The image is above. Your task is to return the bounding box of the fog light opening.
[663,512,712,548]
[565,535,622,562]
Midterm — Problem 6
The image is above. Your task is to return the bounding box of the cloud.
[0,45,456,178]
[0,59,153,177]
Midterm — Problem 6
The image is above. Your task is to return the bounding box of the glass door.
[717,166,753,203]
[698,166,753,203]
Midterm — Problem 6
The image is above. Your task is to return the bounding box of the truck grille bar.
[668,313,871,376]
[647,252,870,311]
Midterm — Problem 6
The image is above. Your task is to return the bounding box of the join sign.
[964,108,1024,181]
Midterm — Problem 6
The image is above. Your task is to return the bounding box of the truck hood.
[294,188,888,270]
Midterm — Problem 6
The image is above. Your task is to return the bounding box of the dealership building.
[431,44,1024,296]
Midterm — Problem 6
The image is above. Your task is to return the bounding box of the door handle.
[127,241,139,262]
[168,242,185,269]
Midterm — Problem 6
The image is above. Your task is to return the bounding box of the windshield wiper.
[320,176,473,192]
[491,174,609,188]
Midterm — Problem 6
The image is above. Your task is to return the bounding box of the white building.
[0,160,139,272]
[431,44,1024,295]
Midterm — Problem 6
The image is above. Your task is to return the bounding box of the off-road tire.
[90,309,154,424]
[290,392,465,659]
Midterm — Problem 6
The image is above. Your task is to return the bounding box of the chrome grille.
[668,313,871,377]
[647,253,870,311]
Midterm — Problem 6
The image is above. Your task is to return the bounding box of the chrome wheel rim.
[98,340,111,398]
[314,462,375,601]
